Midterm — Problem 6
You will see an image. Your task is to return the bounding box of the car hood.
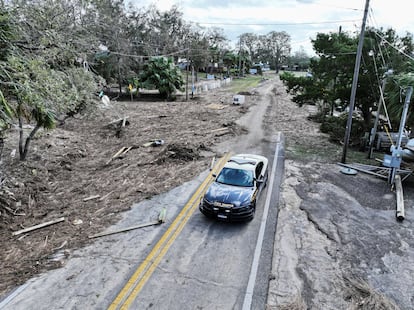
[204,182,254,207]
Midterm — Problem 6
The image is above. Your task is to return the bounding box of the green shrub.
[321,114,365,147]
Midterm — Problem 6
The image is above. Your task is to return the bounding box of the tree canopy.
[0,0,299,161]
[280,27,414,147]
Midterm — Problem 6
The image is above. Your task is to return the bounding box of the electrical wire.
[367,8,414,62]
[375,32,414,62]
[191,19,359,26]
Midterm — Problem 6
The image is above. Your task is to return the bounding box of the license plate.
[217,214,228,219]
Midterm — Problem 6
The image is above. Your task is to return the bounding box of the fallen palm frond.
[343,275,400,310]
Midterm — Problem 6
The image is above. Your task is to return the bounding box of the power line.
[367,6,414,62]
[372,29,414,62]
[309,0,363,12]
[190,19,359,27]
[110,48,189,59]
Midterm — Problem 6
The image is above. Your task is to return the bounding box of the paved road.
[0,79,284,310]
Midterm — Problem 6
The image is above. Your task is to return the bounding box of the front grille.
[213,201,233,209]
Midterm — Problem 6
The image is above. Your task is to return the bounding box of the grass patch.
[286,139,382,166]
[229,75,263,93]
[286,142,343,163]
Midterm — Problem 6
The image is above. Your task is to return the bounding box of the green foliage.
[385,72,414,128]
[140,57,184,100]
[126,77,139,95]
[32,105,56,129]
[281,27,414,148]
[0,90,14,135]
[279,72,321,106]
[0,1,102,160]
[320,114,365,147]
[287,47,311,70]
[239,31,292,72]
[0,7,16,61]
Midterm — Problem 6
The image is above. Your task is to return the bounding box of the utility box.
[233,95,245,105]
[383,154,402,168]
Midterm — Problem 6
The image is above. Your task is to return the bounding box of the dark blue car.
[199,154,268,221]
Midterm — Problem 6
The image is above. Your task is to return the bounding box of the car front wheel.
[248,202,256,221]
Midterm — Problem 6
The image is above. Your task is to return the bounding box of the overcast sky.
[129,0,414,56]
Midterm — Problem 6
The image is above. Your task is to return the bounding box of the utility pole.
[367,70,393,158]
[341,0,370,163]
[191,65,195,99]
[238,37,242,78]
[186,45,189,101]
[387,86,413,184]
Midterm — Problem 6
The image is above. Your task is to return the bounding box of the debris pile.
[156,143,201,163]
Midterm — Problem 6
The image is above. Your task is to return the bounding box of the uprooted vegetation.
[343,276,400,310]
[0,89,253,296]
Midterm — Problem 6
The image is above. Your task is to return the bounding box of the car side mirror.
[212,174,217,178]
[256,178,263,184]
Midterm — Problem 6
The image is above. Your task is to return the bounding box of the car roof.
[223,154,265,171]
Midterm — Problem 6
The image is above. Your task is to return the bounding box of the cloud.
[129,0,414,55]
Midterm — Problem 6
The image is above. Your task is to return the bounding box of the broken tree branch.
[83,195,100,202]
[106,147,126,165]
[98,191,113,201]
[209,127,229,133]
[106,146,134,165]
[88,208,167,239]
[88,220,162,239]
[107,117,129,126]
[12,217,65,236]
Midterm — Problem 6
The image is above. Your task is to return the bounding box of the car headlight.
[234,200,251,209]
[203,197,212,205]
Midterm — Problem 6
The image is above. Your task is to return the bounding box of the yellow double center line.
[108,153,232,310]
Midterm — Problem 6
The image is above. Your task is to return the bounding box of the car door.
[255,162,265,188]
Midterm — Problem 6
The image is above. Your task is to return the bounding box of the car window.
[216,168,254,187]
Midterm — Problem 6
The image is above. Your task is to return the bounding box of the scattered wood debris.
[106,146,133,165]
[107,117,129,127]
[83,195,100,202]
[12,217,65,236]
[88,208,167,239]
[104,117,130,138]
[209,127,230,136]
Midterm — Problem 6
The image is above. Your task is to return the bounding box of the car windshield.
[216,167,254,187]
